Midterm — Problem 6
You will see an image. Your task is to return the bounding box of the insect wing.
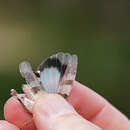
[19,61,41,88]
[58,54,78,96]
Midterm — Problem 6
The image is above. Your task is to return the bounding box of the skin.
[1,81,130,130]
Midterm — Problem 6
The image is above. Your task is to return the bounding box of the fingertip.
[33,94,75,118]
[33,94,101,130]
[33,94,76,130]
[4,96,32,123]
[4,96,36,130]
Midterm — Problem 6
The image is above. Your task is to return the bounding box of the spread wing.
[37,52,78,97]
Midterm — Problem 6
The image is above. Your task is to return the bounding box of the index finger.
[67,81,130,130]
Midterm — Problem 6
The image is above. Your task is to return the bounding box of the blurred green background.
[0,1,130,119]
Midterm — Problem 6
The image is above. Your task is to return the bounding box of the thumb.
[32,94,101,130]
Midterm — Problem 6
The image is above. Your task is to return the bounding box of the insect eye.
[34,71,40,77]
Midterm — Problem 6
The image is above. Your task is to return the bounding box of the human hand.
[1,81,130,130]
